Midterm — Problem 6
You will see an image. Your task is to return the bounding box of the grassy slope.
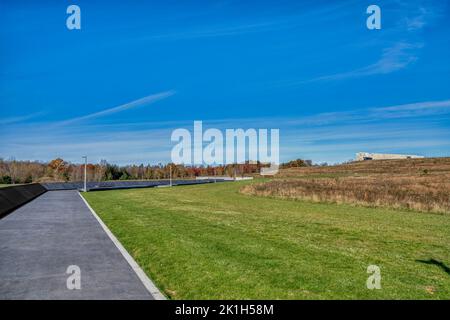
[83,181,450,299]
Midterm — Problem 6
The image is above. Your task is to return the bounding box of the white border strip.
[78,192,166,300]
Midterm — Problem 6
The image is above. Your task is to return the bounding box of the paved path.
[0,190,154,299]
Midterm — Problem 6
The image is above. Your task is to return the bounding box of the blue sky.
[1,0,449,165]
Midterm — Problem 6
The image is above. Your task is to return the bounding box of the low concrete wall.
[196,176,253,181]
[0,183,47,218]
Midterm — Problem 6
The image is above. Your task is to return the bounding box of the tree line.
[0,158,257,184]
[0,158,312,185]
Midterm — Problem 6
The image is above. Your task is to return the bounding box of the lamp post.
[169,164,172,187]
[82,156,87,192]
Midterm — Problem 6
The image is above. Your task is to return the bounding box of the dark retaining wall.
[0,184,47,218]
[42,179,227,191]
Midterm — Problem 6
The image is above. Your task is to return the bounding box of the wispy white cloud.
[272,99,450,128]
[146,22,281,40]
[398,3,439,31]
[57,90,175,125]
[0,122,174,164]
[364,42,423,74]
[131,1,358,42]
[302,42,423,83]
[369,99,450,118]
[0,111,45,125]
[404,14,427,31]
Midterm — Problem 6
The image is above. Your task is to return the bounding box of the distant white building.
[356,152,424,161]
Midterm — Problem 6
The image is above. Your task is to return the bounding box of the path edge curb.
[78,192,167,300]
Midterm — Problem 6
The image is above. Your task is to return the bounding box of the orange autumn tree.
[48,158,70,181]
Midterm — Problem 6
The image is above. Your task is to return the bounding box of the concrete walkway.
[0,190,154,299]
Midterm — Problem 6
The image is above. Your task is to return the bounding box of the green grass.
[0,184,24,188]
[82,181,450,299]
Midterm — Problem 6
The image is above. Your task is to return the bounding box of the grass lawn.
[82,181,450,299]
